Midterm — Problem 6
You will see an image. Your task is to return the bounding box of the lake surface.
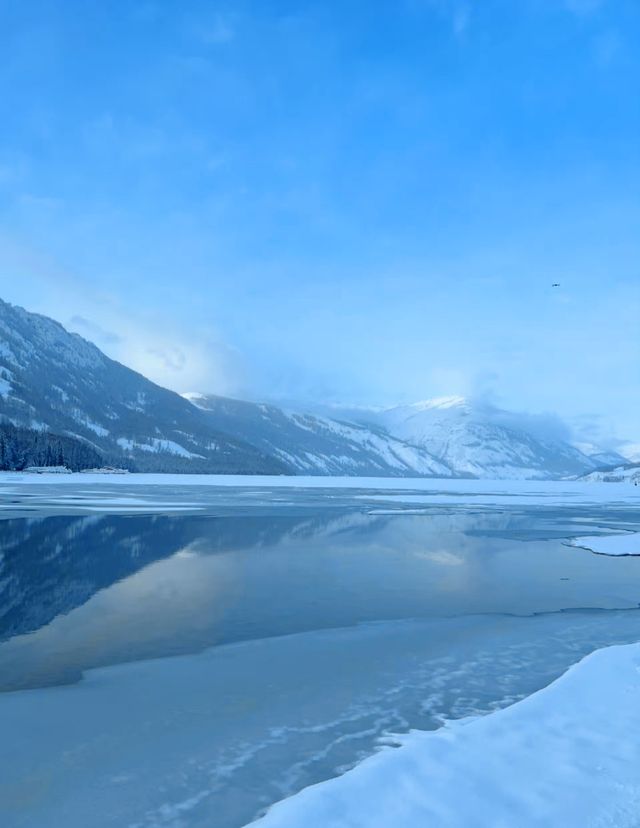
[1,476,639,828]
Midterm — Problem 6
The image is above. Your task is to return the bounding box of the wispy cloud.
[111,325,244,395]
[17,193,63,210]
[191,14,236,46]
[452,3,471,38]
[593,30,622,65]
[69,305,245,396]
[68,315,122,346]
[564,0,605,16]
[408,0,472,38]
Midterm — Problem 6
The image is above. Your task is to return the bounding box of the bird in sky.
[552,283,560,287]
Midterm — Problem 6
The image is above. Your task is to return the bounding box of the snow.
[582,464,640,484]
[29,420,48,431]
[182,401,452,477]
[52,384,69,402]
[402,395,468,411]
[249,641,640,828]
[378,397,597,480]
[0,340,17,364]
[149,438,204,458]
[0,376,11,398]
[72,411,109,436]
[570,533,640,556]
[116,437,204,459]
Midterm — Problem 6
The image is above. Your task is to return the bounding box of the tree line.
[0,422,104,471]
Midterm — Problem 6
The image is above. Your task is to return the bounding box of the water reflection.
[1,508,640,691]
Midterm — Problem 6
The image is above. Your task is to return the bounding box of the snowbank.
[248,641,640,828]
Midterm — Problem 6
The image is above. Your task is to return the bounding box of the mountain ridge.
[185,393,456,478]
[0,298,285,474]
[312,396,610,480]
[0,297,625,479]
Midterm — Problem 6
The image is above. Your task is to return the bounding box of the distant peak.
[410,395,468,411]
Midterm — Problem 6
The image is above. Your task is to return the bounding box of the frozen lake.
[1,475,639,827]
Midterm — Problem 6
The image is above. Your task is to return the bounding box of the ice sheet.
[569,532,640,556]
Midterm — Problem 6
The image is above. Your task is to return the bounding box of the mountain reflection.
[0,512,356,643]
[2,508,640,692]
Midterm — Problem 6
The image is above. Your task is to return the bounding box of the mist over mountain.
[0,298,628,480]
[310,396,617,480]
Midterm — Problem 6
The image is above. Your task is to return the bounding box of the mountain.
[0,299,285,474]
[184,393,453,477]
[368,396,602,480]
[616,442,640,464]
[0,297,627,480]
[571,442,628,470]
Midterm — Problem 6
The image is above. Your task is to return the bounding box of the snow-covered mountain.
[0,297,628,480]
[0,298,452,478]
[571,442,628,470]
[369,396,603,480]
[184,394,453,477]
[0,299,285,474]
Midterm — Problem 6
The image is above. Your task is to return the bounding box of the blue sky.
[0,0,638,442]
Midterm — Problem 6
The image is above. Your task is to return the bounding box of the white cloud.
[74,311,245,396]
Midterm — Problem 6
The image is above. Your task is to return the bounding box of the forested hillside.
[0,423,105,471]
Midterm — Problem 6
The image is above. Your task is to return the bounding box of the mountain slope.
[0,421,103,471]
[185,394,454,477]
[0,299,285,474]
[374,397,600,480]
[571,442,627,469]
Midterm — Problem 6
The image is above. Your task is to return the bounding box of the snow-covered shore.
[248,641,640,828]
